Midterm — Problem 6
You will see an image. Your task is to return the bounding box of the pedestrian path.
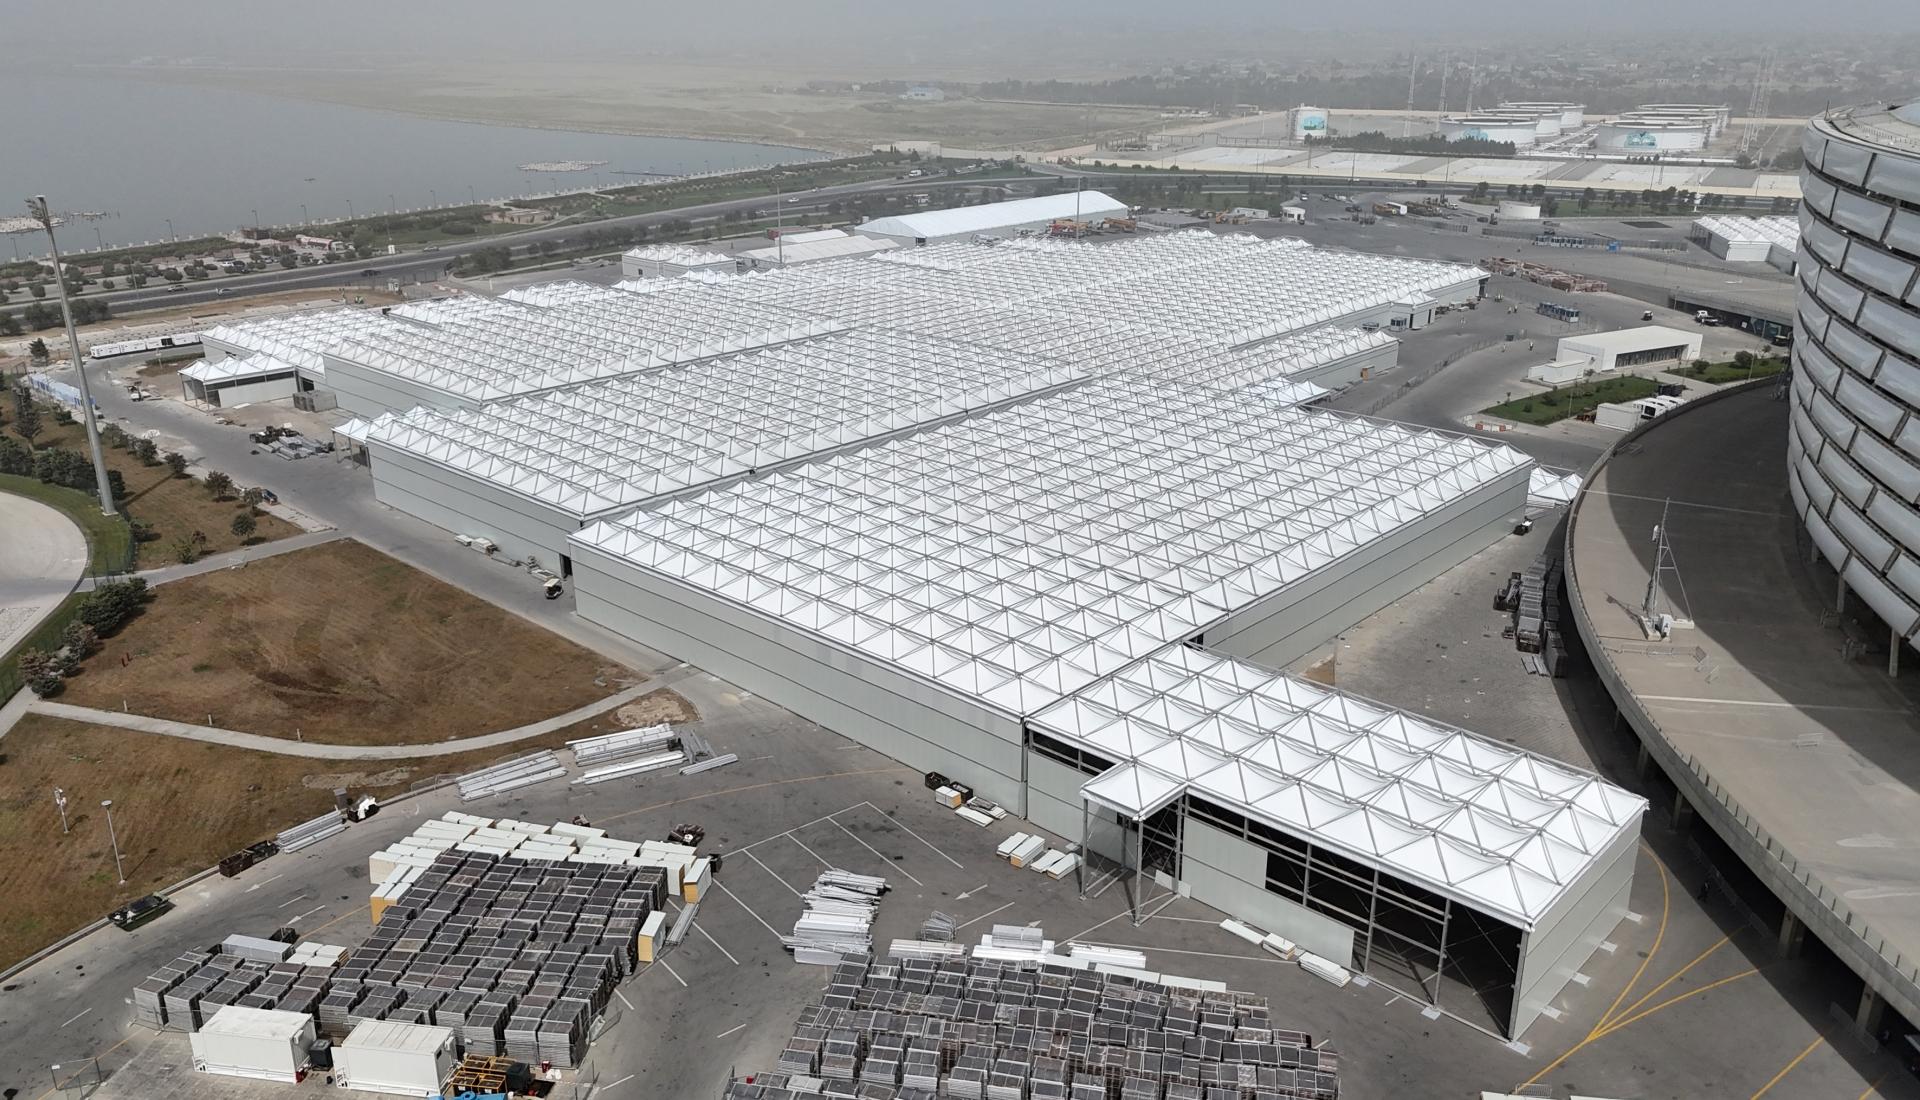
[16,680,659,759]
[78,529,345,591]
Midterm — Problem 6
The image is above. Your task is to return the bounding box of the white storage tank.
[334,1020,457,1097]
[189,1006,317,1084]
[1439,115,1538,147]
[1595,119,1707,152]
[1288,105,1328,141]
[1496,200,1543,220]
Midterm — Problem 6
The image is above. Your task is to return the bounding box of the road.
[0,494,88,653]
[56,174,1033,317]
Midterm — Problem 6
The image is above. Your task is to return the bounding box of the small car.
[108,894,173,932]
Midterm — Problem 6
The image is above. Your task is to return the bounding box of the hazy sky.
[9,0,1913,66]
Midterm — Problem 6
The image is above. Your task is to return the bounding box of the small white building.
[334,1020,457,1097]
[620,243,734,280]
[1278,206,1306,224]
[738,228,900,270]
[189,1006,317,1083]
[1556,326,1703,375]
[179,354,304,407]
[856,191,1129,246]
[1691,215,1799,271]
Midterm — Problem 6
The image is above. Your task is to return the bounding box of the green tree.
[27,337,49,364]
[204,469,234,499]
[106,468,127,501]
[171,537,202,565]
[160,447,183,473]
[0,311,19,336]
[0,435,30,475]
[230,512,257,541]
[12,390,41,446]
[60,620,99,659]
[135,439,161,466]
[1578,187,1595,212]
[28,282,45,299]
[18,648,63,697]
[240,486,265,511]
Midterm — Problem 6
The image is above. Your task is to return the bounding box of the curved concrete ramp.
[0,493,89,654]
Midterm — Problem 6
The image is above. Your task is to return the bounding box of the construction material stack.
[568,723,684,784]
[784,870,889,964]
[454,750,566,802]
[728,953,1339,1100]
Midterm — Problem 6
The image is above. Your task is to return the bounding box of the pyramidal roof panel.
[1028,644,1645,929]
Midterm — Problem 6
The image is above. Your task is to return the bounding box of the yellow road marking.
[1599,932,1733,1036]
[1748,1033,1824,1099]
[1857,1073,1885,1099]
[1519,966,1761,1091]
[1590,841,1670,1038]
[1595,967,1760,1037]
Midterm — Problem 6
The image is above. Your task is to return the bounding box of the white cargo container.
[190,1005,316,1083]
[334,1019,456,1096]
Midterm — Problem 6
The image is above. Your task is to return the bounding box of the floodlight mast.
[24,195,118,517]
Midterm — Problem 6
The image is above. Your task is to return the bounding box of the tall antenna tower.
[1464,50,1480,115]
[1740,49,1777,158]
[1641,500,1694,638]
[1405,54,1419,138]
[1437,53,1449,116]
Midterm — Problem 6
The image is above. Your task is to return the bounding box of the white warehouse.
[856,190,1129,245]
[1691,215,1799,271]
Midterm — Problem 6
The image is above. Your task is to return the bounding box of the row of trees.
[18,579,149,697]
[0,296,111,335]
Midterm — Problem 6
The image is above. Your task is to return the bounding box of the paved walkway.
[77,529,345,591]
[0,493,89,652]
[19,679,660,759]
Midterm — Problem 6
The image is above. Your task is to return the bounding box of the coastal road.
[64,174,1033,317]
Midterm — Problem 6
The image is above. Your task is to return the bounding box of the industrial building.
[855,191,1130,245]
[186,220,1644,1037]
[1553,326,1703,375]
[1630,104,1731,138]
[736,229,899,270]
[620,243,736,280]
[178,354,303,408]
[1691,215,1799,271]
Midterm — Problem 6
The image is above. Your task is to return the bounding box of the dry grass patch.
[0,715,609,969]
[64,539,637,745]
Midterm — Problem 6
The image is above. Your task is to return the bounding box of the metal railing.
[1563,378,1920,1025]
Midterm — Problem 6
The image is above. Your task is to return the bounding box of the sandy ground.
[62,539,636,744]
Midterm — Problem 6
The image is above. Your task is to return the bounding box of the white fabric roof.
[739,235,900,266]
[1033,644,1644,928]
[179,353,299,385]
[857,191,1129,240]
[1693,215,1799,249]
[369,328,1081,516]
[1527,467,1582,510]
[623,243,733,268]
[574,374,1531,718]
[199,308,400,379]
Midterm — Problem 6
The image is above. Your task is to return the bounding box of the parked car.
[108,894,173,932]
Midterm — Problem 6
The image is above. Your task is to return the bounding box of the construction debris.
[785,870,890,965]
[274,810,346,853]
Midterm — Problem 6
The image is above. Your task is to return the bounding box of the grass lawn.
[62,539,637,745]
[0,472,133,574]
[1482,376,1663,425]
[5,409,300,560]
[0,714,651,969]
[1672,358,1787,384]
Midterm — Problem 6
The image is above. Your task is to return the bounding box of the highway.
[81,173,1030,316]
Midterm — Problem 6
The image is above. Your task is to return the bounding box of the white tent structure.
[855,191,1130,245]
[179,354,302,407]
[1690,215,1800,271]
[1030,643,1643,1039]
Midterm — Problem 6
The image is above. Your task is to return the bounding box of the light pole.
[300,203,309,225]
[54,787,69,834]
[165,217,175,242]
[25,197,117,517]
[429,189,438,208]
[251,208,260,235]
[346,198,355,220]
[102,799,126,885]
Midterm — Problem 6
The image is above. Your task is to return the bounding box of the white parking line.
[288,905,327,923]
[275,892,311,909]
[1062,893,1178,944]
[616,989,636,1011]
[658,958,689,988]
[736,803,865,853]
[855,802,963,869]
[595,1073,635,1095]
[60,1008,90,1028]
[954,900,1016,931]
[715,1023,748,1039]
[693,920,741,965]
[712,879,786,942]
[742,850,803,897]
[784,832,835,868]
[829,819,924,887]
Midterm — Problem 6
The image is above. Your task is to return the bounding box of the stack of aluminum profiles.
[569,724,683,784]
[456,751,566,802]
[276,809,346,852]
[785,869,889,964]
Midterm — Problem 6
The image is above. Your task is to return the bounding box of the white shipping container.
[190,1006,316,1083]
[335,1020,456,1097]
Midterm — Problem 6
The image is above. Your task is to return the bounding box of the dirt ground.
[0,714,625,969]
[4,412,300,559]
[62,539,637,745]
[544,688,702,747]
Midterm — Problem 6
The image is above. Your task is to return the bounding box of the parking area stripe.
[955,901,1017,931]
[742,850,803,897]
[736,803,864,853]
[713,878,787,942]
[657,958,689,988]
[858,801,964,869]
[829,819,925,886]
[784,831,835,869]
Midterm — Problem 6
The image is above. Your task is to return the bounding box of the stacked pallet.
[972,924,1055,963]
[284,942,351,968]
[569,724,685,785]
[785,870,889,964]
[996,833,1046,868]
